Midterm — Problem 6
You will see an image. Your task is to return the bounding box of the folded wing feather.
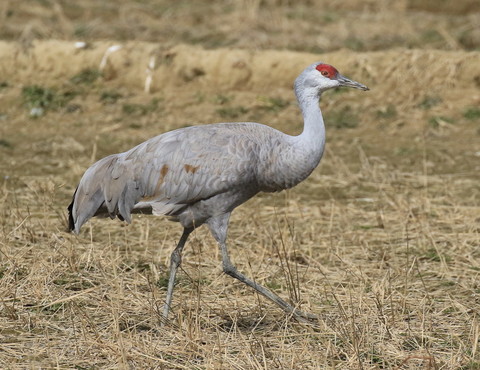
[68,123,262,233]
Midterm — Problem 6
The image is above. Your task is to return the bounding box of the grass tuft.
[326,105,360,129]
[21,85,77,115]
[463,107,480,120]
[122,98,161,115]
[70,68,102,85]
[216,106,249,119]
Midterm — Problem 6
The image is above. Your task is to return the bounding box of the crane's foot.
[289,307,318,323]
[160,303,170,326]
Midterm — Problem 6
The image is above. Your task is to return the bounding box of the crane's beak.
[337,74,369,91]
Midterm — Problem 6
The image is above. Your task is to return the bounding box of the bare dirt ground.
[0,1,479,368]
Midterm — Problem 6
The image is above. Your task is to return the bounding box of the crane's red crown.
[315,64,338,79]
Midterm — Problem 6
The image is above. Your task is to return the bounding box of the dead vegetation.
[0,0,480,369]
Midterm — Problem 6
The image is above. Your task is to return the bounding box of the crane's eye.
[321,70,329,77]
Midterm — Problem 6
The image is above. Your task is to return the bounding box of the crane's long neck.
[296,90,325,152]
[257,84,325,191]
[256,79,327,192]
[292,83,326,163]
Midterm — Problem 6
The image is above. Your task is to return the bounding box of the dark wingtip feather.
[67,187,77,232]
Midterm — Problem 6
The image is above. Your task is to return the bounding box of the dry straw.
[0,40,479,368]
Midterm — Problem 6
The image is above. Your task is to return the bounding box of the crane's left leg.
[162,227,193,322]
[207,214,317,321]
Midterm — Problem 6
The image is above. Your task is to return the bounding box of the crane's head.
[296,62,369,98]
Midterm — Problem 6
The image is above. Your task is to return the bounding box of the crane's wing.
[68,123,263,233]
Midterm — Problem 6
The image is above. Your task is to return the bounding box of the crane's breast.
[255,136,322,192]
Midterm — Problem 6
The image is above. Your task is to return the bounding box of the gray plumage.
[68,62,368,321]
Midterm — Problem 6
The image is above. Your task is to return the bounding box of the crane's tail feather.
[67,187,77,232]
[67,155,143,233]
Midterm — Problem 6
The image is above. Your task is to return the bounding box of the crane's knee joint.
[222,262,237,277]
[170,249,182,266]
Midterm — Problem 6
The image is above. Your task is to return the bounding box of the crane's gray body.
[69,121,322,234]
[68,62,368,320]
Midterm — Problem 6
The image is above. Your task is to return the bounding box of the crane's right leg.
[207,214,317,321]
[162,227,193,322]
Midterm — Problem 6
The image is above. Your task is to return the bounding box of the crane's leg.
[162,227,193,322]
[207,214,317,321]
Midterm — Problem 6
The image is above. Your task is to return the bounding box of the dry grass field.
[0,1,479,368]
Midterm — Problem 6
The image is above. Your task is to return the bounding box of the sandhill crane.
[68,62,368,321]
